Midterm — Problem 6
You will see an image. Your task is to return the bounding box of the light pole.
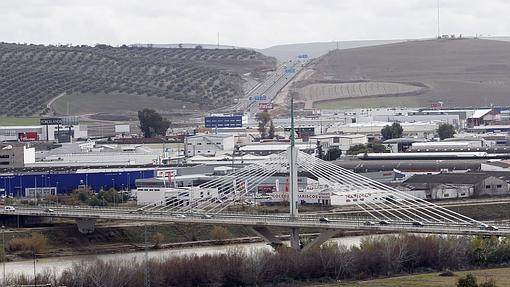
[112,179,116,206]
[56,181,59,205]
[2,225,5,287]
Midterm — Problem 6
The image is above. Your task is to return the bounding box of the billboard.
[40,117,79,126]
[115,125,130,133]
[18,132,38,141]
[258,103,274,110]
[40,118,63,125]
[205,115,242,128]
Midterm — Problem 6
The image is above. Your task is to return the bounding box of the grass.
[312,268,510,287]
[446,202,510,221]
[314,95,421,109]
[0,117,40,126]
[51,92,198,115]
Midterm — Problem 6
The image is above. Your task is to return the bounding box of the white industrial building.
[239,142,315,156]
[185,134,235,157]
[0,125,87,142]
[327,121,441,139]
[30,142,168,167]
[137,186,219,206]
[0,144,35,168]
[308,134,367,153]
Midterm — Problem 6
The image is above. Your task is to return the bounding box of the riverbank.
[2,221,384,262]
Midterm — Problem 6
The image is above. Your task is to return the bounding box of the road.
[229,59,305,114]
[1,205,509,237]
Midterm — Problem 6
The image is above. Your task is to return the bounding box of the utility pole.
[437,0,441,38]
[288,93,298,218]
[2,226,5,287]
[144,224,150,287]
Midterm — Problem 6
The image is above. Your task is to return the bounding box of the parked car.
[201,214,213,219]
[364,221,376,226]
[379,220,392,225]
[412,221,424,227]
[175,214,186,219]
[45,208,55,213]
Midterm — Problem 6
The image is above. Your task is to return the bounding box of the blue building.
[0,168,155,197]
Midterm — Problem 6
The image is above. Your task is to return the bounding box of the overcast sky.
[1,0,509,48]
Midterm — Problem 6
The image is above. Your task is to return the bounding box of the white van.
[4,206,16,211]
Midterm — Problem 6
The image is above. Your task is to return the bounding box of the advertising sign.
[40,118,63,125]
[258,102,274,110]
[204,115,243,128]
[18,132,38,141]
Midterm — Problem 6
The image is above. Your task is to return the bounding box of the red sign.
[258,103,274,110]
[430,102,444,109]
[18,132,38,141]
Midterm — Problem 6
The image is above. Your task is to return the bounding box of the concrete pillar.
[290,228,300,250]
[301,229,338,253]
[249,226,283,247]
[76,218,96,234]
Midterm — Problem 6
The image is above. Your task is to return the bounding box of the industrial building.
[0,144,35,168]
[308,134,367,153]
[0,168,155,197]
[185,134,235,157]
[0,124,87,142]
[402,172,510,199]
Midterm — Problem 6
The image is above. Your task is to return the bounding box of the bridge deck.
[1,206,508,237]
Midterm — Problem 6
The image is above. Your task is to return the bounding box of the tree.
[138,108,171,138]
[316,141,324,159]
[325,147,342,161]
[437,123,456,140]
[268,120,275,139]
[347,143,388,155]
[381,122,403,140]
[256,110,272,139]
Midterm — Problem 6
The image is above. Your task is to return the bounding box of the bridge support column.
[249,226,283,247]
[290,228,300,250]
[76,219,96,234]
[301,229,338,253]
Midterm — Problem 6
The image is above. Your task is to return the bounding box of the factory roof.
[405,173,492,185]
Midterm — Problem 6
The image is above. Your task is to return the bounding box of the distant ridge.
[258,39,406,61]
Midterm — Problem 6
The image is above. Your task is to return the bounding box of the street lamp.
[2,225,5,287]
[112,179,116,206]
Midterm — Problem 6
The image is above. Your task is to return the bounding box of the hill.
[292,38,510,109]
[0,43,275,117]
[259,39,404,61]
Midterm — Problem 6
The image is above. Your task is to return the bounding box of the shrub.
[7,232,48,253]
[457,274,478,287]
[209,226,231,241]
[151,232,165,248]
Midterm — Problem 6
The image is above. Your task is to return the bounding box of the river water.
[3,235,382,278]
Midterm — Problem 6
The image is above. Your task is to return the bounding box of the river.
[3,234,379,278]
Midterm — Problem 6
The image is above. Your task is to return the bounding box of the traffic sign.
[254,95,267,101]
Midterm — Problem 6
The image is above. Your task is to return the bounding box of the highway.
[1,205,509,237]
[232,59,305,114]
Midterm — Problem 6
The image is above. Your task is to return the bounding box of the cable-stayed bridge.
[1,150,508,251]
